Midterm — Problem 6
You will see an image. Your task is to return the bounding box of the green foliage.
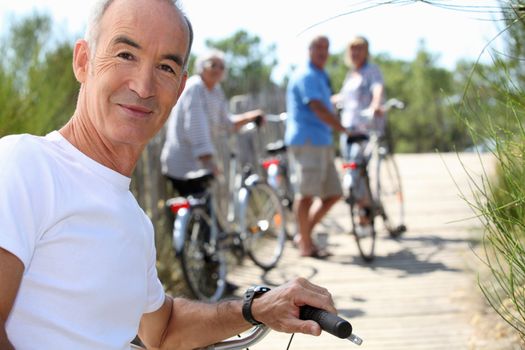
[398,43,456,152]
[470,110,525,339]
[462,0,525,340]
[0,13,78,137]
[325,50,347,93]
[204,30,277,97]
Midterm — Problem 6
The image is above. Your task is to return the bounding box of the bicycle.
[131,305,363,349]
[342,98,407,262]
[260,113,296,240]
[167,123,287,302]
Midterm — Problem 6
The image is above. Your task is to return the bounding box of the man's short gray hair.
[84,0,193,71]
[194,49,226,75]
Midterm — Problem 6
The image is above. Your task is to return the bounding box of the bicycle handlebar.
[202,305,362,349]
[132,305,362,349]
[300,305,351,338]
[264,113,287,123]
[360,98,405,119]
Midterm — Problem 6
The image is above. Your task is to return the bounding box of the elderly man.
[0,1,336,349]
[285,35,350,258]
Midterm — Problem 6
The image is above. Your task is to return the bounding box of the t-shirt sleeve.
[0,136,49,268]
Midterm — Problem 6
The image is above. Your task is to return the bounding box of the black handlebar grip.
[299,306,352,339]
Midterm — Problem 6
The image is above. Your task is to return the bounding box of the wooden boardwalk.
[226,152,518,350]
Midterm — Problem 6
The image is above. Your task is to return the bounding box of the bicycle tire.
[241,182,286,270]
[374,152,406,237]
[348,174,376,263]
[180,207,227,302]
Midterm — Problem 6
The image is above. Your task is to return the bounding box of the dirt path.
[226,152,521,349]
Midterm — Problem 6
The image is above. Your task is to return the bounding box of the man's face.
[309,38,329,69]
[78,0,189,148]
[201,58,225,86]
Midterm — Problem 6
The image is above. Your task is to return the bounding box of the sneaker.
[355,224,373,238]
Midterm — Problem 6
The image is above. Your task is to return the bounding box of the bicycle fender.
[237,185,252,241]
[266,163,280,189]
[343,171,353,190]
[243,173,261,187]
[173,208,190,256]
[237,175,263,240]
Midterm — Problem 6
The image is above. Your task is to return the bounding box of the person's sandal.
[301,246,332,259]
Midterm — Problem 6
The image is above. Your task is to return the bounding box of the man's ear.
[72,39,90,83]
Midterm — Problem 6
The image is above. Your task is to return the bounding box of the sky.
[0,0,505,83]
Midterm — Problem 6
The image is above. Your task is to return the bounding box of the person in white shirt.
[333,36,386,236]
[0,0,336,349]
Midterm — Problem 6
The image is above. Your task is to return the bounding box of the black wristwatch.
[242,285,271,325]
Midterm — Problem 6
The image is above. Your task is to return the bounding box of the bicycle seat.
[346,134,369,144]
[182,169,215,194]
[265,140,287,155]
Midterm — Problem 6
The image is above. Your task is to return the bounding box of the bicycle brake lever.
[299,306,363,346]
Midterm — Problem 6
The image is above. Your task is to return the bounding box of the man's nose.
[130,65,155,99]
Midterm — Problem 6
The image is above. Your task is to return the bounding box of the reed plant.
[462,68,525,340]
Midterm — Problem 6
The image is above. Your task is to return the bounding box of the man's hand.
[250,277,336,336]
[309,100,346,133]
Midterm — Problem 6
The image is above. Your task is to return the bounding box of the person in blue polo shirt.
[285,35,350,258]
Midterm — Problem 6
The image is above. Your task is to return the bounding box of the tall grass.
[462,66,525,339]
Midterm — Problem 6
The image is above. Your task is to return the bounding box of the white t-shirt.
[0,131,165,350]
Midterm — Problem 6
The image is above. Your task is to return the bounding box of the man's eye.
[160,64,175,75]
[117,52,134,60]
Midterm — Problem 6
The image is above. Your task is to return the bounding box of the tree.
[204,30,278,98]
[0,13,78,137]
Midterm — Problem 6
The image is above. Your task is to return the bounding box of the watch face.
[252,286,271,294]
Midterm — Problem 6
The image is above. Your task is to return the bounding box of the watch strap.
[242,286,271,325]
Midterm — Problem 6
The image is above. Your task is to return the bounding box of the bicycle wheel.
[375,152,406,237]
[241,182,286,270]
[180,207,227,302]
[348,176,377,262]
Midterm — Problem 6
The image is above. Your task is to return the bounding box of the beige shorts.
[288,145,343,198]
